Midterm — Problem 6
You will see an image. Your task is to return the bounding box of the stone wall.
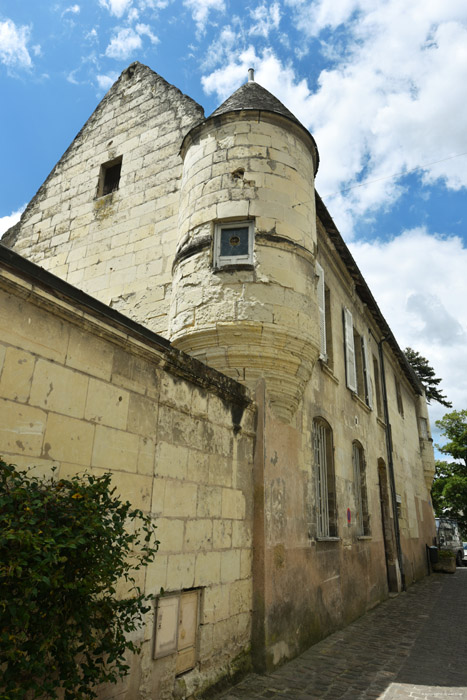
[3,63,204,337]
[0,247,255,700]
[249,217,436,669]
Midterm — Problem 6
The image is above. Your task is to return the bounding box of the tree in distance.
[0,461,159,700]
[432,409,467,537]
[404,347,452,408]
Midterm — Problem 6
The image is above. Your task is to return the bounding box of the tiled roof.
[209,80,301,126]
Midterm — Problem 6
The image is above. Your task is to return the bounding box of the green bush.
[437,549,455,559]
[0,460,159,700]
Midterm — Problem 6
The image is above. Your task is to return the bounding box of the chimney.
[248,68,255,82]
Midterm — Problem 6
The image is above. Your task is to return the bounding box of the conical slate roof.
[209,79,302,126]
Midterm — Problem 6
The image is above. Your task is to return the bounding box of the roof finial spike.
[248,67,255,82]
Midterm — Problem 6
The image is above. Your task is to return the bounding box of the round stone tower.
[169,71,320,422]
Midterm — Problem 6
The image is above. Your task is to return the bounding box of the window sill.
[350,391,371,413]
[377,417,386,429]
[319,360,339,384]
[357,535,372,541]
[213,263,255,272]
[316,536,340,542]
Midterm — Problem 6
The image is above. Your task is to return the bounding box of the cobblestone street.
[213,569,467,700]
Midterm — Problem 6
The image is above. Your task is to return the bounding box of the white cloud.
[0,19,33,69]
[0,207,24,236]
[99,0,133,18]
[249,1,281,37]
[62,4,80,15]
[85,28,98,42]
[183,0,226,33]
[348,228,467,423]
[135,23,158,43]
[203,2,467,234]
[105,27,142,58]
[67,69,80,84]
[105,22,158,59]
[97,71,119,90]
[286,1,467,223]
[137,0,172,7]
[202,25,244,72]
[202,45,258,99]
[128,7,140,22]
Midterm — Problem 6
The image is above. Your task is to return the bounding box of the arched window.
[353,441,370,536]
[313,418,337,537]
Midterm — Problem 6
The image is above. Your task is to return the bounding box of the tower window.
[214,221,254,268]
[97,156,122,197]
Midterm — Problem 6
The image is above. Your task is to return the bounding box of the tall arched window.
[313,418,337,537]
[353,441,370,536]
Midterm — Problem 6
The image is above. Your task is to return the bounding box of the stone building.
[0,62,436,699]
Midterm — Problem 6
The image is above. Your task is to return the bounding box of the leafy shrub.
[0,460,159,700]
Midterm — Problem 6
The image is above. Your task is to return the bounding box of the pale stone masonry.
[1,62,436,699]
[0,246,254,700]
[3,64,204,336]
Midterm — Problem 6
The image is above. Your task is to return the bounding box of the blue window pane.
[220,227,249,257]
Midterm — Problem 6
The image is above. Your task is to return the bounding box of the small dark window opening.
[395,375,404,417]
[98,156,122,197]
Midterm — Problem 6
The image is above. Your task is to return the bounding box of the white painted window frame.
[316,261,327,361]
[343,307,357,392]
[361,335,374,409]
[213,220,254,268]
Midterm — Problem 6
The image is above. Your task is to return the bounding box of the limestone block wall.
[170,114,320,421]
[3,63,204,337]
[250,218,436,668]
[0,248,255,700]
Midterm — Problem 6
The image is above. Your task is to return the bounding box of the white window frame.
[361,335,373,410]
[213,220,254,268]
[343,308,357,392]
[316,262,327,361]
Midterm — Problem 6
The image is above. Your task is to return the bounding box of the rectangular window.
[354,328,365,398]
[343,308,357,392]
[325,287,333,370]
[316,262,333,369]
[313,419,337,538]
[214,221,254,268]
[353,442,370,536]
[395,376,404,417]
[153,589,200,675]
[420,417,429,439]
[343,308,372,408]
[373,355,383,417]
[316,262,326,360]
[361,335,373,409]
[97,156,122,197]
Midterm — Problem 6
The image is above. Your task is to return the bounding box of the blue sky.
[1,0,467,442]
